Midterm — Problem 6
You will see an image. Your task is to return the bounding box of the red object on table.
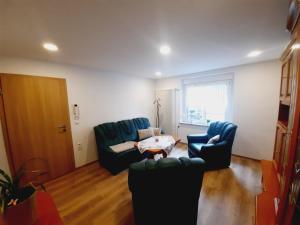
[35,192,63,225]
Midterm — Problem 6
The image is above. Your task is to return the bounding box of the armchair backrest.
[128,157,205,225]
[207,121,237,146]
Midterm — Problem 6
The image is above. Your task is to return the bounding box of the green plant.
[0,169,33,213]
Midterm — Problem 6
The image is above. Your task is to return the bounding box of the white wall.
[156,89,179,136]
[0,56,155,171]
[156,60,281,160]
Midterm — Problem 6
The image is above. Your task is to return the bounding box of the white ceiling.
[0,0,289,78]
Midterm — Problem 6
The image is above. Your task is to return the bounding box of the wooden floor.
[45,143,261,225]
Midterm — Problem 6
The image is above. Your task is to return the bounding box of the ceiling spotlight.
[292,43,300,50]
[43,42,59,52]
[247,50,263,58]
[155,71,162,77]
[159,45,171,55]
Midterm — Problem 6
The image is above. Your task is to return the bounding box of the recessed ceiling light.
[247,50,263,58]
[43,42,59,52]
[292,43,300,50]
[159,45,171,55]
[155,71,162,77]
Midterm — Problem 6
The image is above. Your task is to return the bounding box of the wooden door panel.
[281,61,289,97]
[1,74,74,180]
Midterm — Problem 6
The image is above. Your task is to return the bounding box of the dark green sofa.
[94,117,150,174]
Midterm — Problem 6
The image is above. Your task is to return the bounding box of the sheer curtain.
[181,78,233,125]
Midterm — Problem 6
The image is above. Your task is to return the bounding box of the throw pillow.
[207,134,220,144]
[149,127,162,136]
[138,128,154,140]
[110,141,136,153]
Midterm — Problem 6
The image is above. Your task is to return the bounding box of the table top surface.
[135,135,181,153]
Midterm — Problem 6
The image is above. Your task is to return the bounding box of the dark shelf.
[278,103,290,124]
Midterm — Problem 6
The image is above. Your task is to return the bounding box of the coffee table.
[1,191,63,225]
[135,135,181,159]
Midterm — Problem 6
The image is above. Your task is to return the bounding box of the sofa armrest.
[187,134,209,144]
[104,146,118,156]
[97,146,118,161]
[200,140,228,153]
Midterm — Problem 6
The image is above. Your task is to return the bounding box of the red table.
[1,192,63,225]
[35,192,63,225]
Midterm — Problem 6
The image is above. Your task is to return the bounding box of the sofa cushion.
[138,128,154,140]
[133,117,150,130]
[149,127,161,136]
[207,121,228,138]
[207,121,237,143]
[117,119,138,141]
[220,123,237,142]
[129,157,206,193]
[188,143,206,153]
[110,141,136,153]
[94,122,123,147]
[207,134,220,144]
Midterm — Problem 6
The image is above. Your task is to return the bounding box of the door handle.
[295,161,300,177]
[57,124,67,133]
[289,179,300,205]
[289,162,300,205]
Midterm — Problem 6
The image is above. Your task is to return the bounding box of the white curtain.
[182,78,233,124]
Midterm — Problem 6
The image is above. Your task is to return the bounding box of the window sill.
[179,122,210,127]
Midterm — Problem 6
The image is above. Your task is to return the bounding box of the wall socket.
[77,143,82,151]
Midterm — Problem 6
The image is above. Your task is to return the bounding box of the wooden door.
[282,123,300,225]
[0,74,75,180]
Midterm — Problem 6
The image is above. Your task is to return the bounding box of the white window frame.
[180,73,234,126]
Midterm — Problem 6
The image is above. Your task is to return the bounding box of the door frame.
[0,73,75,176]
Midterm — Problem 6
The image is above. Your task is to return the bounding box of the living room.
[0,1,299,225]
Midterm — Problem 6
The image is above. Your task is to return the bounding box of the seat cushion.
[188,143,206,153]
[114,147,143,163]
[109,141,136,153]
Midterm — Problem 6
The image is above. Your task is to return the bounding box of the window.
[181,74,233,125]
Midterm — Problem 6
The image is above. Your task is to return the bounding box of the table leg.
[162,151,167,158]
